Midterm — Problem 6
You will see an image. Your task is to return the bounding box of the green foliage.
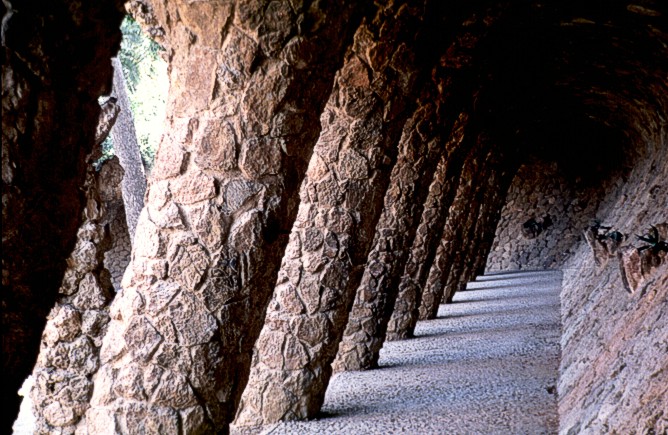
[100,16,168,170]
[119,17,164,94]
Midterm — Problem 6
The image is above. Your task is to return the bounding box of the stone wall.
[485,161,603,272]
[557,126,668,433]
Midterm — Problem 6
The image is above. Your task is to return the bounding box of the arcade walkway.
[240,270,561,435]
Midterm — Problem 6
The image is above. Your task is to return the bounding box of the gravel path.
[241,269,562,435]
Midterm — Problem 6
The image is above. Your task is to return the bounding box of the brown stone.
[235,0,431,425]
[9,2,668,434]
[88,0,367,430]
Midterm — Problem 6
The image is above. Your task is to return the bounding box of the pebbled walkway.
[241,269,561,435]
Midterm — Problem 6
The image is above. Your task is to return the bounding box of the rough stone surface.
[110,56,147,240]
[439,145,512,306]
[88,0,366,430]
[29,159,121,435]
[383,117,470,341]
[231,270,561,435]
[444,153,517,305]
[103,206,132,292]
[8,2,668,433]
[95,155,132,292]
[417,134,499,322]
[339,6,507,361]
[234,1,429,426]
[485,161,605,272]
[559,137,668,435]
[1,1,123,428]
[393,139,516,341]
[334,108,466,370]
[94,98,121,148]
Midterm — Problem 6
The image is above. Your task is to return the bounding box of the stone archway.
[4,1,667,434]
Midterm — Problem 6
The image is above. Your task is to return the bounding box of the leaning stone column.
[30,158,123,435]
[1,2,123,428]
[333,109,469,371]
[418,134,497,319]
[234,1,428,427]
[110,57,147,240]
[87,1,366,432]
[441,141,502,303]
[384,116,470,341]
[390,129,491,338]
[459,161,517,289]
[382,8,503,341]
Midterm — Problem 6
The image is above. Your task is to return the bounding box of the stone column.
[29,159,123,435]
[382,8,504,341]
[465,162,517,284]
[443,153,516,302]
[234,1,428,427]
[333,109,469,370]
[441,141,502,303]
[87,1,366,432]
[110,57,147,240]
[384,114,470,341]
[418,134,497,319]
[1,1,123,428]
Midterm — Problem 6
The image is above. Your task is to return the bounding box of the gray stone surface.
[233,270,561,434]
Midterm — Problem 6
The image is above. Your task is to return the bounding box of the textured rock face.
[1,1,123,428]
[342,5,504,356]
[559,142,668,434]
[97,155,132,292]
[485,161,605,272]
[384,118,469,340]
[234,1,429,426]
[87,0,366,431]
[6,0,668,432]
[439,138,513,305]
[30,159,122,435]
[335,108,465,367]
[417,134,497,320]
[110,57,147,240]
[450,156,516,297]
[448,144,519,299]
[104,207,132,292]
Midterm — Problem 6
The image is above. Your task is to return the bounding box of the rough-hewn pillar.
[88,1,365,432]
[444,154,517,301]
[234,1,428,426]
[418,134,497,319]
[29,158,122,435]
[466,162,518,281]
[384,117,470,341]
[104,205,132,292]
[441,141,508,303]
[110,56,147,240]
[26,100,126,435]
[333,109,468,370]
[383,9,503,341]
[1,1,123,428]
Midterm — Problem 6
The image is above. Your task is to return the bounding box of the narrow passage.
[250,270,561,434]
